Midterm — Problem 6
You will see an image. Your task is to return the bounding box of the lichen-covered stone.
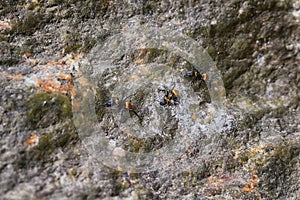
[0,0,299,199]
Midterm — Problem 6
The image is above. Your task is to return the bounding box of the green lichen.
[230,35,251,59]
[80,0,108,19]
[126,138,143,153]
[0,41,21,66]
[206,45,217,61]
[25,119,76,163]
[37,133,54,151]
[24,133,54,162]
[223,62,250,90]
[26,92,72,130]
[11,11,43,35]
[258,141,300,197]
[95,88,111,122]
[82,35,97,53]
[146,48,166,61]
[19,42,33,56]
[63,31,83,54]
[0,33,9,42]
[52,120,76,147]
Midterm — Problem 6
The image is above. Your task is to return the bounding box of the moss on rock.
[258,141,300,198]
[11,12,43,35]
[26,92,72,130]
[63,31,83,54]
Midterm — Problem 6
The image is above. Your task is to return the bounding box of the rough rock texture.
[0,0,299,199]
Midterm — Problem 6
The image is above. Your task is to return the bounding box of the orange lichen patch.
[36,53,82,72]
[37,79,61,93]
[0,19,12,31]
[242,183,255,192]
[7,74,24,80]
[26,134,39,145]
[38,79,73,94]
[37,73,74,95]
[41,60,68,70]
[29,53,83,96]
[204,176,225,196]
[203,173,247,197]
[204,174,232,190]
[242,171,259,193]
[59,73,72,81]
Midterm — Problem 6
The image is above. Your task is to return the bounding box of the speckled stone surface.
[0,1,299,199]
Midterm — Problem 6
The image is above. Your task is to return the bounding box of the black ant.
[158,87,179,106]
[185,70,208,84]
[103,99,119,107]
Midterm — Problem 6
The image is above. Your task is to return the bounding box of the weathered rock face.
[0,0,299,199]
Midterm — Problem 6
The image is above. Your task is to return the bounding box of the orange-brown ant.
[103,94,142,123]
[125,100,142,122]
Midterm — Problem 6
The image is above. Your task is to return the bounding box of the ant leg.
[130,110,142,123]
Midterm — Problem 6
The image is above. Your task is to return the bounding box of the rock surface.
[0,0,299,199]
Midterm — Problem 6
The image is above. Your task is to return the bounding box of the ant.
[185,70,208,84]
[103,99,119,107]
[125,100,142,122]
[103,95,142,123]
[158,87,179,106]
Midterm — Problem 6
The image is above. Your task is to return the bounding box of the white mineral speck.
[112,147,126,157]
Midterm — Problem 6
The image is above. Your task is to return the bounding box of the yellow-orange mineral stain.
[26,134,39,145]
